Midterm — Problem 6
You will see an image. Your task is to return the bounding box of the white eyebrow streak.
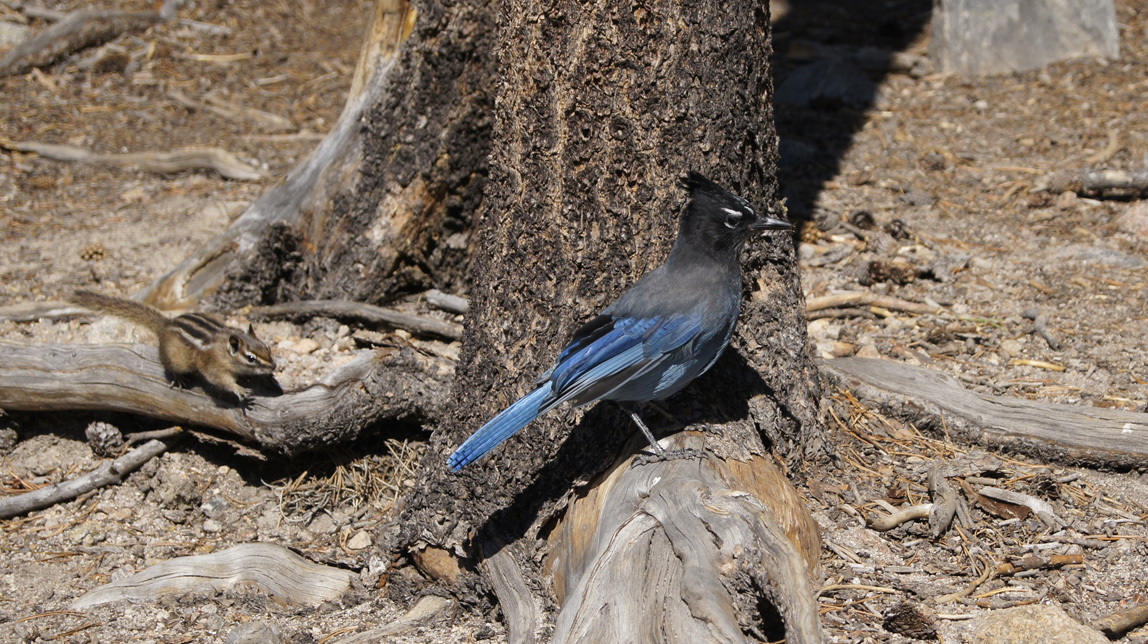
[721,207,743,217]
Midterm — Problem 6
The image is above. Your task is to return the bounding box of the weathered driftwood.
[544,433,823,644]
[70,542,355,609]
[0,438,173,519]
[250,299,462,341]
[0,4,172,76]
[824,357,1148,469]
[0,341,453,456]
[0,139,265,181]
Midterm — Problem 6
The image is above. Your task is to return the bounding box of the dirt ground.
[1,1,1146,643]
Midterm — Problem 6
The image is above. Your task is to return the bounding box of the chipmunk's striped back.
[70,289,276,402]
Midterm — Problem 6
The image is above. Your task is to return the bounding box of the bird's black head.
[679,171,791,258]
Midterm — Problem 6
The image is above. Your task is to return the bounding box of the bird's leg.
[618,403,665,455]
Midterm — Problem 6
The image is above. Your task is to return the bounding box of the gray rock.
[224,622,281,644]
[971,604,1108,644]
[930,0,1119,75]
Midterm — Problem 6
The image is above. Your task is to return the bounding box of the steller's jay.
[448,172,791,470]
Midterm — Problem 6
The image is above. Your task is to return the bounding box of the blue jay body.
[448,172,790,471]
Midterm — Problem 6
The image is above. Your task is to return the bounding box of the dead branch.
[0,139,266,181]
[806,292,943,316]
[139,0,417,308]
[0,437,173,519]
[1094,603,1148,637]
[926,463,959,538]
[71,542,355,609]
[867,504,933,532]
[823,358,1148,469]
[977,486,1066,529]
[1042,167,1148,198]
[168,89,294,133]
[995,553,1083,576]
[0,5,170,76]
[251,300,462,341]
[0,341,453,456]
[424,289,469,315]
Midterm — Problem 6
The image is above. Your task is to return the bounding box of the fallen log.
[0,341,453,457]
[824,357,1148,469]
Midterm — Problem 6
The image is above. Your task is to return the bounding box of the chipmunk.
[70,289,276,403]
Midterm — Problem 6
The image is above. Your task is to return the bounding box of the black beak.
[752,214,792,231]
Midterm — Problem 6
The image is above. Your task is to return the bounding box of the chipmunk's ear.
[247,323,256,336]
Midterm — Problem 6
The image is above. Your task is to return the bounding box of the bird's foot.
[632,447,706,468]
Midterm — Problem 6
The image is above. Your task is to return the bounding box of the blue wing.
[448,313,703,470]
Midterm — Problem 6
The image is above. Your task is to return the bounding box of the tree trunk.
[389,1,826,642]
[60,0,827,640]
[140,0,495,310]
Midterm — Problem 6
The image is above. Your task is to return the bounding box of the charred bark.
[142,0,495,311]
[392,1,825,641]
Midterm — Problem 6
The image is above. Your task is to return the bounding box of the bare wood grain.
[140,0,417,309]
[0,341,453,456]
[251,299,462,341]
[71,542,355,609]
[823,357,1148,468]
[545,433,823,644]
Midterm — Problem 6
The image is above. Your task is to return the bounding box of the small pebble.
[293,338,319,354]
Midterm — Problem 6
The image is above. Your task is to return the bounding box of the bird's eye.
[721,207,743,229]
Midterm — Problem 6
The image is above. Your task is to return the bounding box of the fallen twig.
[927,464,960,538]
[0,437,174,518]
[0,4,173,76]
[935,555,995,604]
[1042,167,1148,198]
[0,300,84,323]
[251,299,463,341]
[806,292,943,316]
[995,553,1083,575]
[168,89,294,133]
[424,289,469,315]
[977,486,1066,529]
[868,503,932,532]
[71,542,354,609]
[0,139,266,181]
[1094,603,1148,636]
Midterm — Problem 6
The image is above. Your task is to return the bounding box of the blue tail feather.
[448,386,553,470]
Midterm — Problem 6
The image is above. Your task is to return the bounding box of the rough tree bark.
[140,0,495,310]
[387,1,826,642]
[19,0,828,641]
